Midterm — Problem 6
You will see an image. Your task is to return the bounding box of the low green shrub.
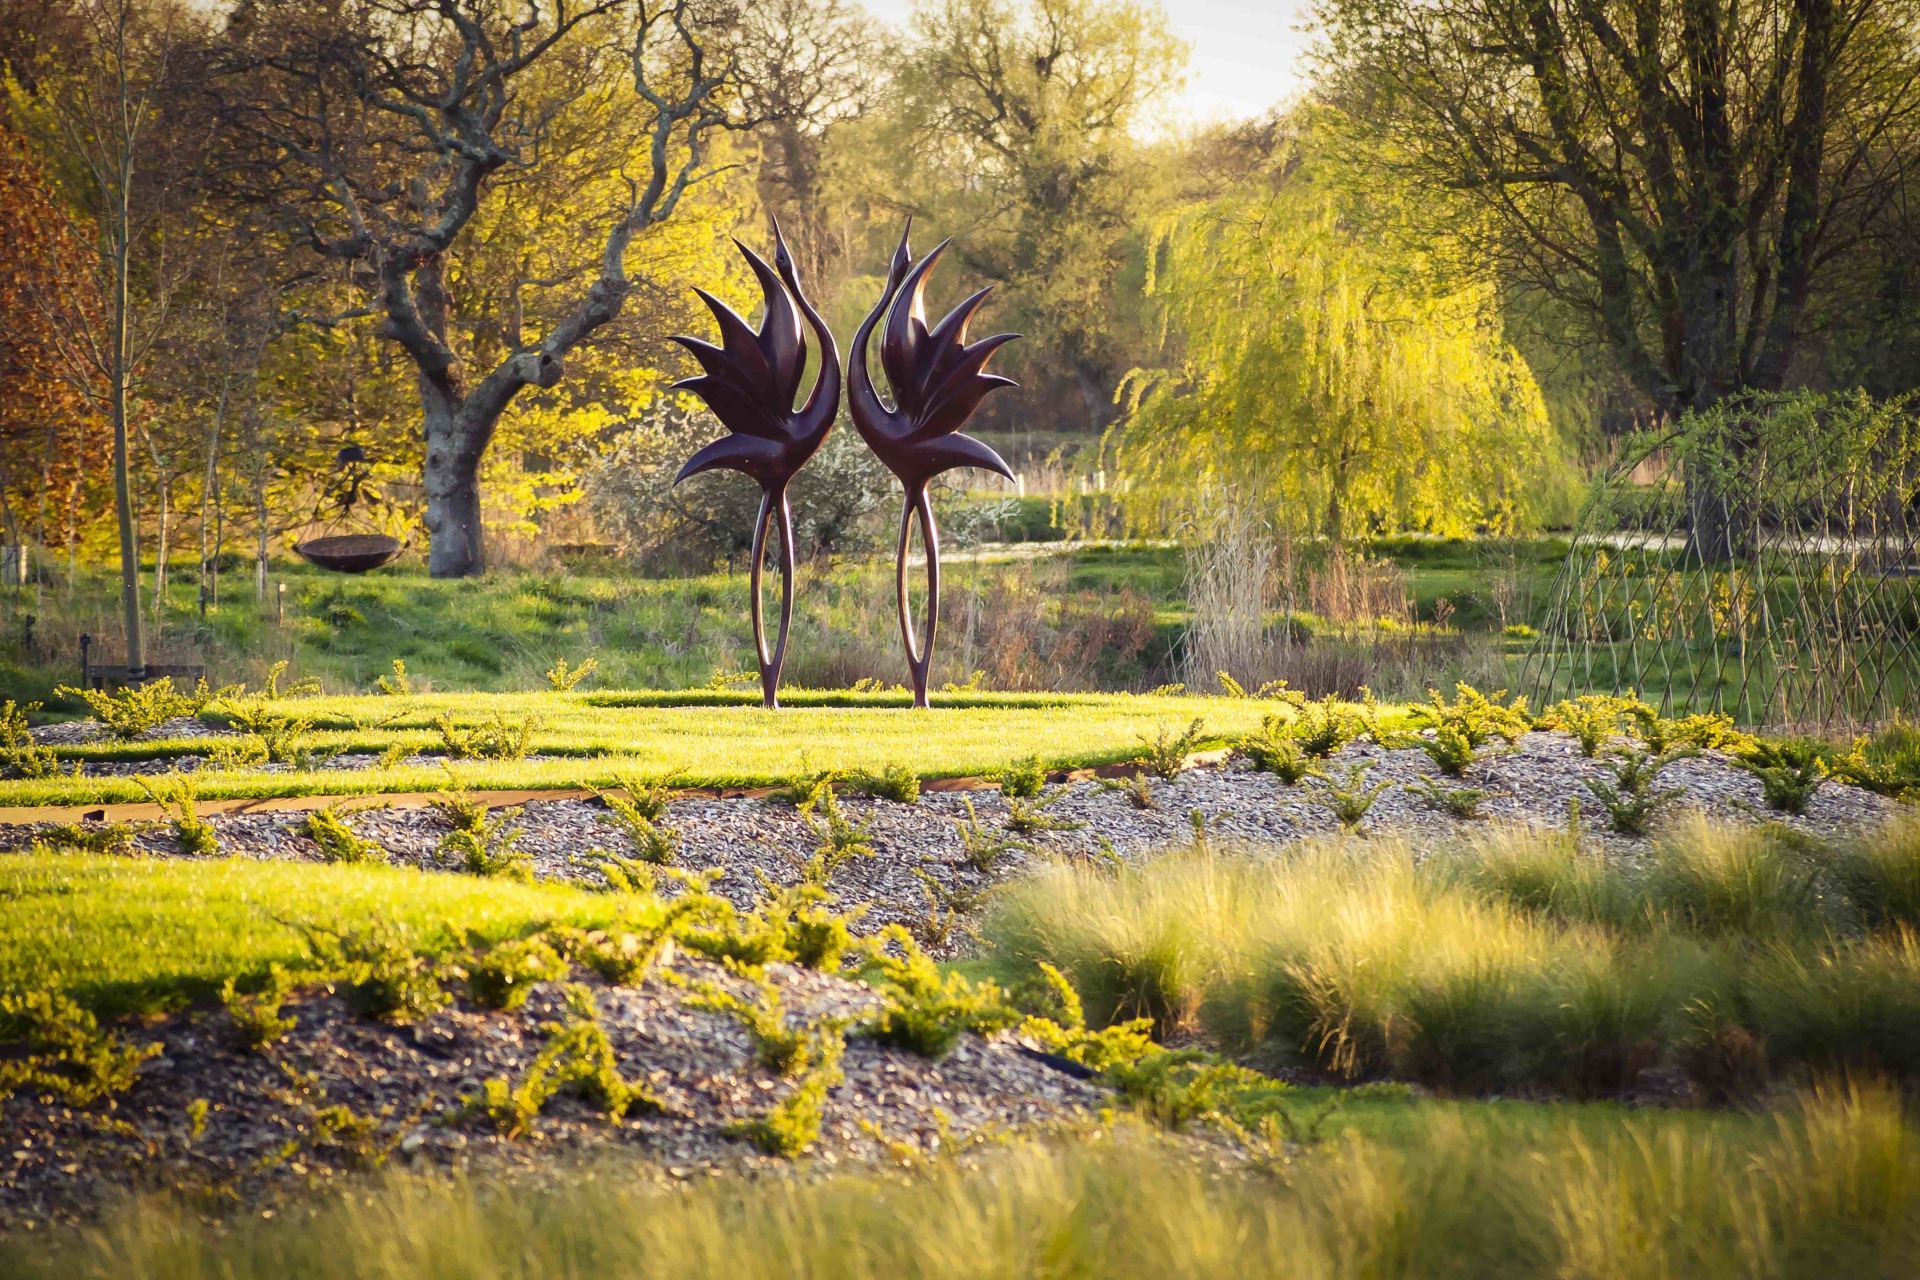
[998,755,1046,799]
[219,963,299,1051]
[434,713,539,761]
[1312,761,1392,831]
[0,989,162,1105]
[687,973,820,1076]
[1135,718,1205,779]
[848,763,920,804]
[1292,697,1363,758]
[766,765,838,811]
[1739,739,1829,814]
[467,986,664,1137]
[955,797,1030,871]
[55,677,198,739]
[861,936,1016,1057]
[799,789,875,885]
[0,700,61,779]
[590,781,680,866]
[434,794,532,881]
[1585,745,1691,835]
[1834,722,1920,799]
[726,1026,844,1157]
[464,935,569,1011]
[1234,714,1318,783]
[303,806,383,865]
[1095,773,1157,809]
[307,920,448,1024]
[32,820,138,855]
[1407,683,1530,748]
[543,657,598,691]
[134,775,217,857]
[1406,776,1488,819]
[1542,694,1632,757]
[1005,787,1085,835]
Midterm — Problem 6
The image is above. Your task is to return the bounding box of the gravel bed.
[5,731,1902,945]
[0,957,1108,1228]
[29,716,242,747]
[70,751,464,778]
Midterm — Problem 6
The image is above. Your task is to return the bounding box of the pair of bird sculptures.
[671,220,1018,709]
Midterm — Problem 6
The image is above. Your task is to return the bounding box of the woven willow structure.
[1522,392,1920,727]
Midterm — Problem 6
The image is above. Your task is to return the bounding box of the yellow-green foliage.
[687,974,818,1076]
[544,657,598,691]
[725,1027,844,1158]
[848,762,920,804]
[0,700,61,779]
[303,806,383,864]
[1117,151,1566,540]
[1134,717,1205,778]
[21,1087,1920,1278]
[305,920,449,1024]
[433,794,532,881]
[219,964,299,1051]
[55,678,198,739]
[135,774,218,856]
[467,986,663,1138]
[464,936,569,1011]
[0,990,161,1105]
[861,937,1017,1057]
[1,690,1281,808]
[1543,693,1633,757]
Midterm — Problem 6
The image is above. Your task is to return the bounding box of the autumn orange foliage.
[0,121,103,549]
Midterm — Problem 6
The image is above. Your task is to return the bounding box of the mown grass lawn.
[5,690,1289,806]
[0,851,629,1017]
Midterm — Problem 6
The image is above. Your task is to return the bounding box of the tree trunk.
[201,359,228,614]
[152,469,171,616]
[109,205,145,674]
[254,465,269,601]
[423,409,486,578]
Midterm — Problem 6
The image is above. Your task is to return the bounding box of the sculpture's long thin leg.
[894,482,940,708]
[749,489,778,709]
[770,485,796,707]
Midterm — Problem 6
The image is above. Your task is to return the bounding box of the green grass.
[0,851,628,1017]
[1,690,1280,806]
[982,816,1920,1095]
[2,539,1564,710]
[8,1087,1914,1279]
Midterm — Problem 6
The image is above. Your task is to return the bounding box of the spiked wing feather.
[859,231,1020,483]
[670,232,836,490]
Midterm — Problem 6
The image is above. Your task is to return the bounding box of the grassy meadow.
[0,537,1562,709]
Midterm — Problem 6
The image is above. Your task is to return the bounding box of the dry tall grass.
[12,1090,1917,1279]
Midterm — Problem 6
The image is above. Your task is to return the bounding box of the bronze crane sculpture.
[671,221,840,708]
[849,222,1020,707]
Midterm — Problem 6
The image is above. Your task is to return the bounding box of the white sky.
[859,0,1315,126]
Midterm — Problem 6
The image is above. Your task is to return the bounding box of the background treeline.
[0,0,1916,594]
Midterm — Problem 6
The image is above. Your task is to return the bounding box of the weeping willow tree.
[1114,158,1565,540]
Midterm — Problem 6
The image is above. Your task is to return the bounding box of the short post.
[79,633,92,688]
[276,581,285,626]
